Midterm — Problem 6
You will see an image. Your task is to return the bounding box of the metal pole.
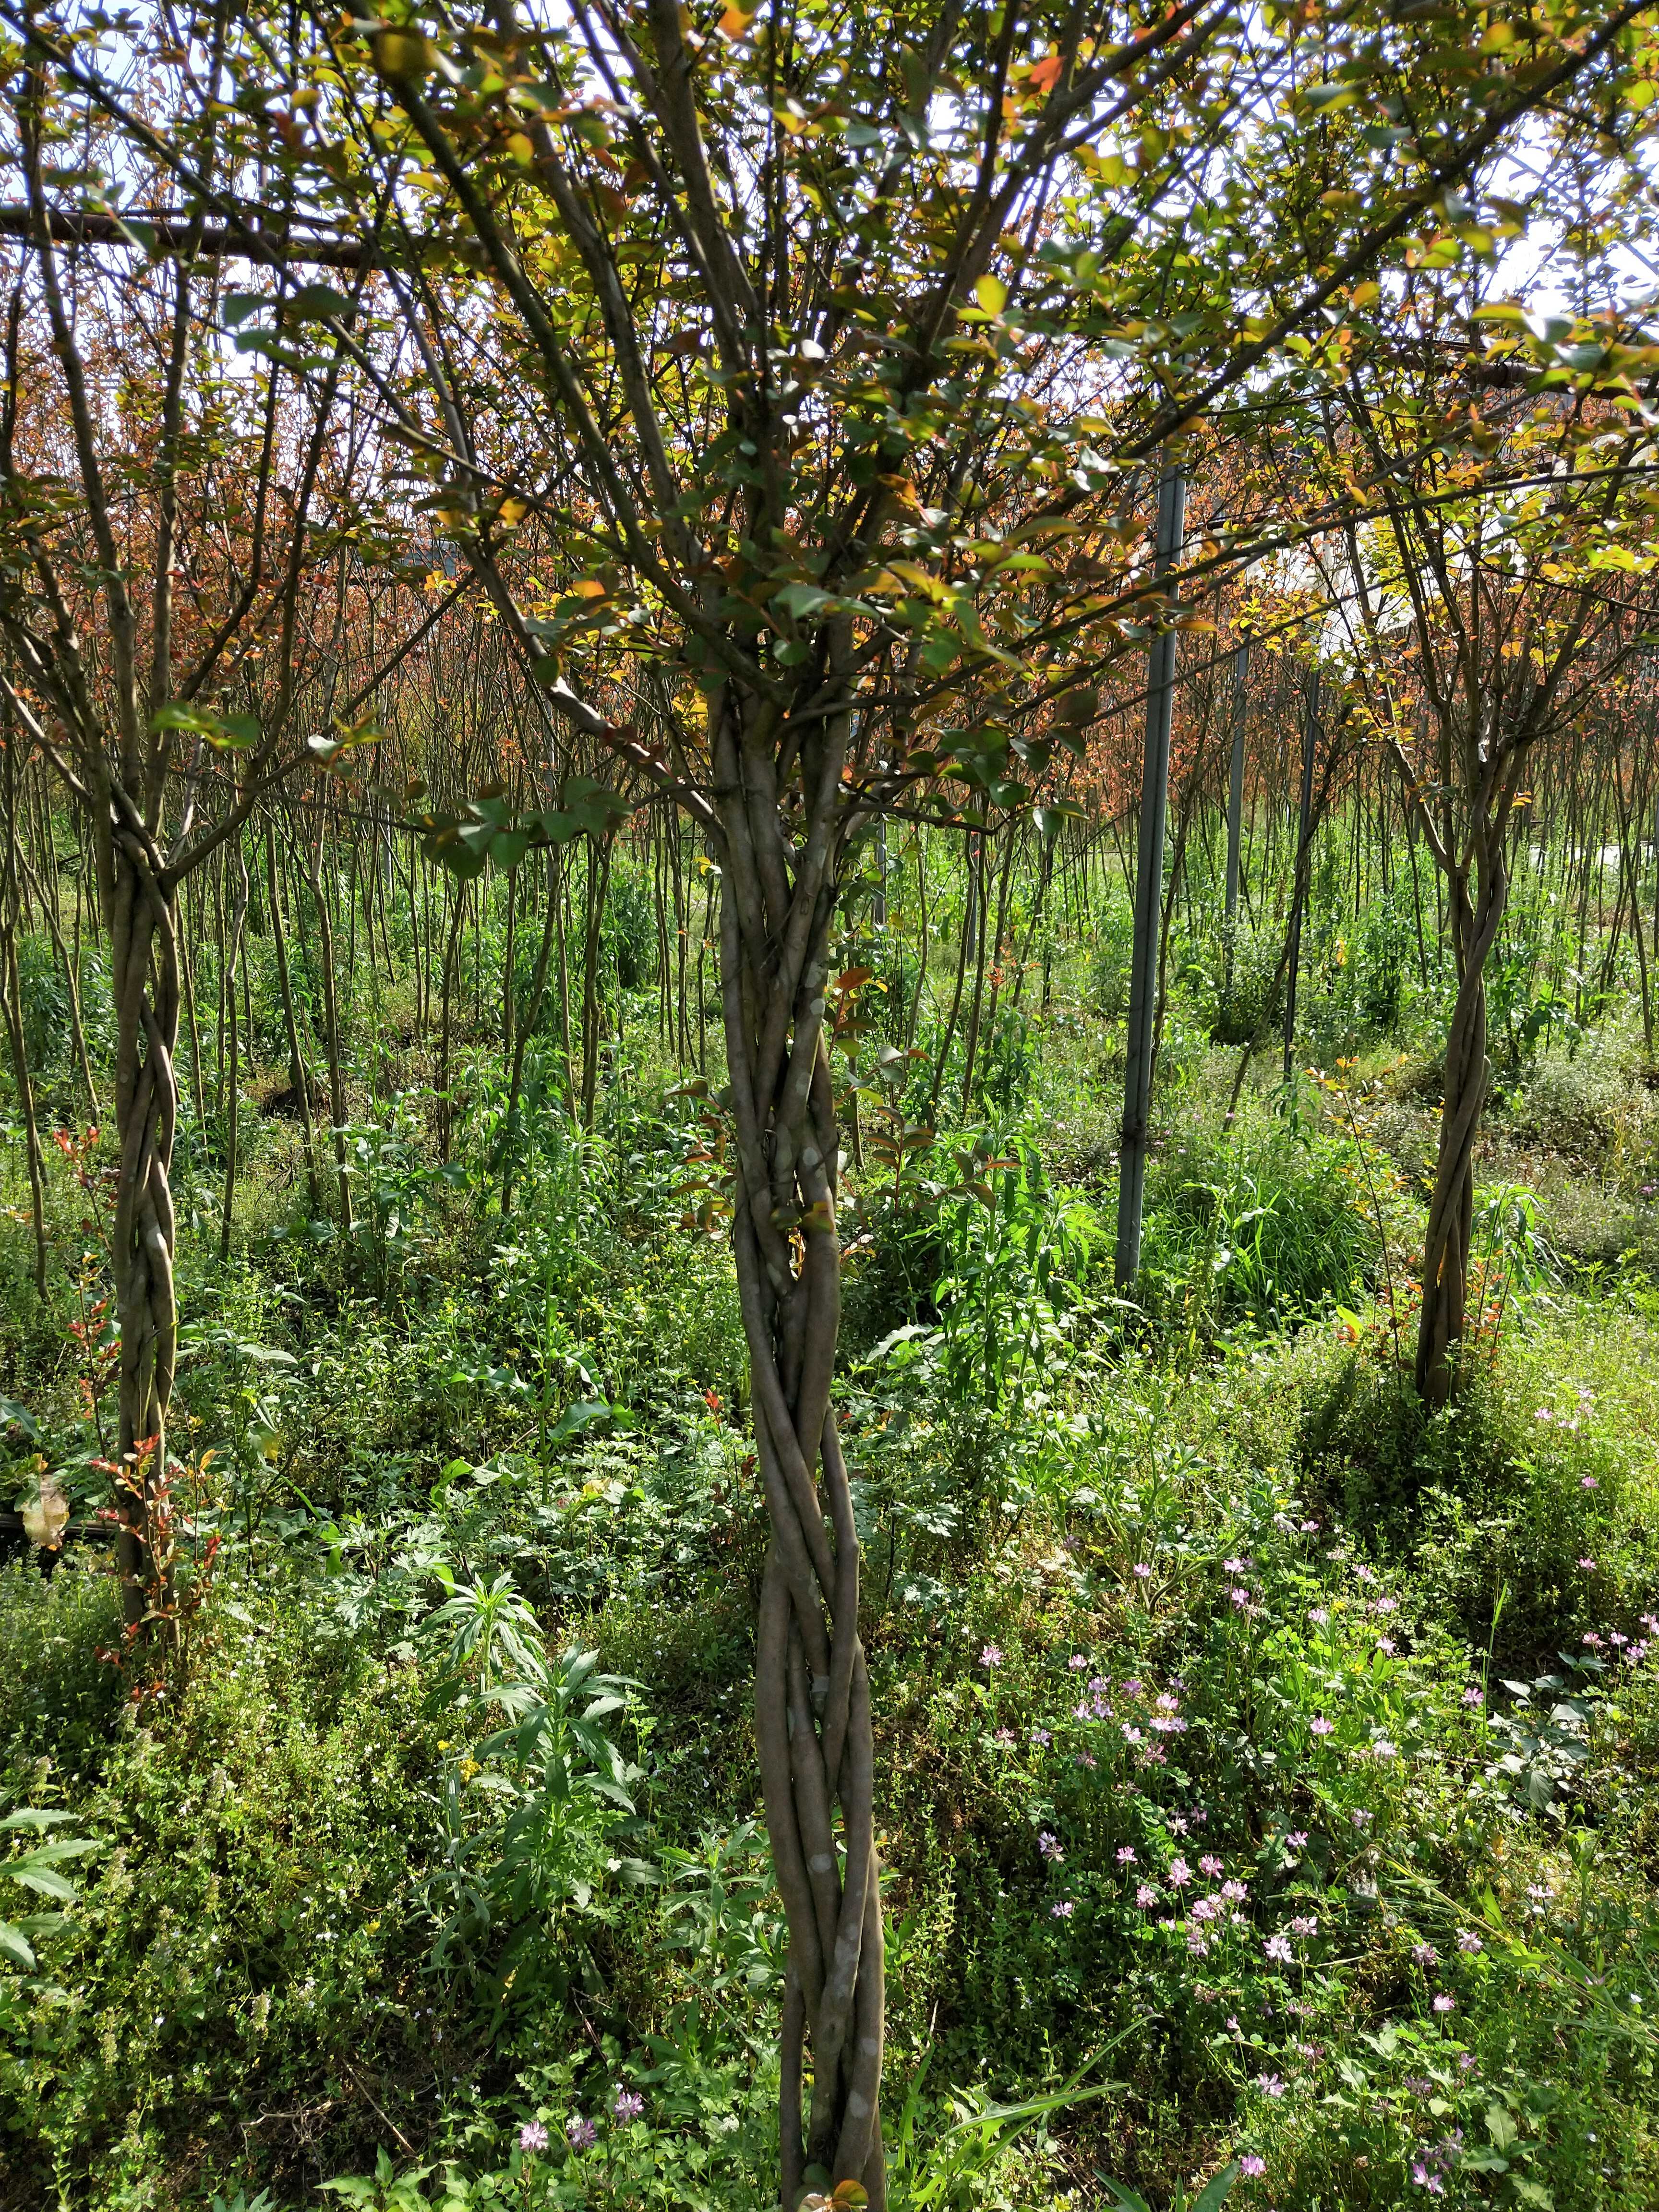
[1115,460,1185,1290]
[1282,670,1321,1084]
[1224,639,1250,936]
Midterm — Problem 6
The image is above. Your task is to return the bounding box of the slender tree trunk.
[180,918,206,1130]
[959,831,994,1117]
[929,841,975,1123]
[435,879,465,1161]
[502,850,561,1216]
[1416,825,1507,1407]
[580,833,613,1130]
[266,822,322,1217]
[556,847,576,1105]
[907,830,930,1049]
[218,850,250,1263]
[0,925,48,1299]
[19,842,98,1118]
[306,844,354,1234]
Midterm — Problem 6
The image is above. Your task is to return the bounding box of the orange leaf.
[1028,53,1063,92]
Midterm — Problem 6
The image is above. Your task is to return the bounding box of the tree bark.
[1415,826,1506,1407]
[266,821,323,1217]
[110,837,182,1628]
[305,839,354,1232]
[713,665,885,2207]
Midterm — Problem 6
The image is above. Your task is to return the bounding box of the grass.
[2,954,1659,2210]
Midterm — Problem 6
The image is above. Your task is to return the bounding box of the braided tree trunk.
[712,662,884,2209]
[108,829,182,1626]
[1415,826,1507,1407]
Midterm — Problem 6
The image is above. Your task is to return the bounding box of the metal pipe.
[1115,460,1185,1290]
[1282,670,1321,1084]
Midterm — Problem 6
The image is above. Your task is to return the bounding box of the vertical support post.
[1224,639,1250,936]
[1115,459,1185,1290]
[1282,669,1321,1084]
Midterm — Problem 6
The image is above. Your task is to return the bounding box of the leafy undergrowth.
[3,1038,1659,2211]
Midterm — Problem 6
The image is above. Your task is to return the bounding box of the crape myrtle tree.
[302,0,1655,2196]
[0,39,441,1631]
[1307,302,1659,1405]
[17,0,1659,2194]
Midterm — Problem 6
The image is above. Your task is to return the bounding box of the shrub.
[1138,1115,1376,1336]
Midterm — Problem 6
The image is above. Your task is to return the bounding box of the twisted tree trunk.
[108,833,181,1628]
[713,663,884,2208]
[1415,828,1506,1407]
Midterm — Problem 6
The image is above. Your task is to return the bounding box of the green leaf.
[1486,2104,1518,2152]
[548,1398,617,1446]
[772,581,834,618]
[561,776,629,838]
[974,274,1008,315]
[1190,2161,1239,2212]
[5,1860,82,1902]
[1100,2184,1153,2212]
[0,1918,37,1971]
[286,284,351,322]
[148,704,259,750]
